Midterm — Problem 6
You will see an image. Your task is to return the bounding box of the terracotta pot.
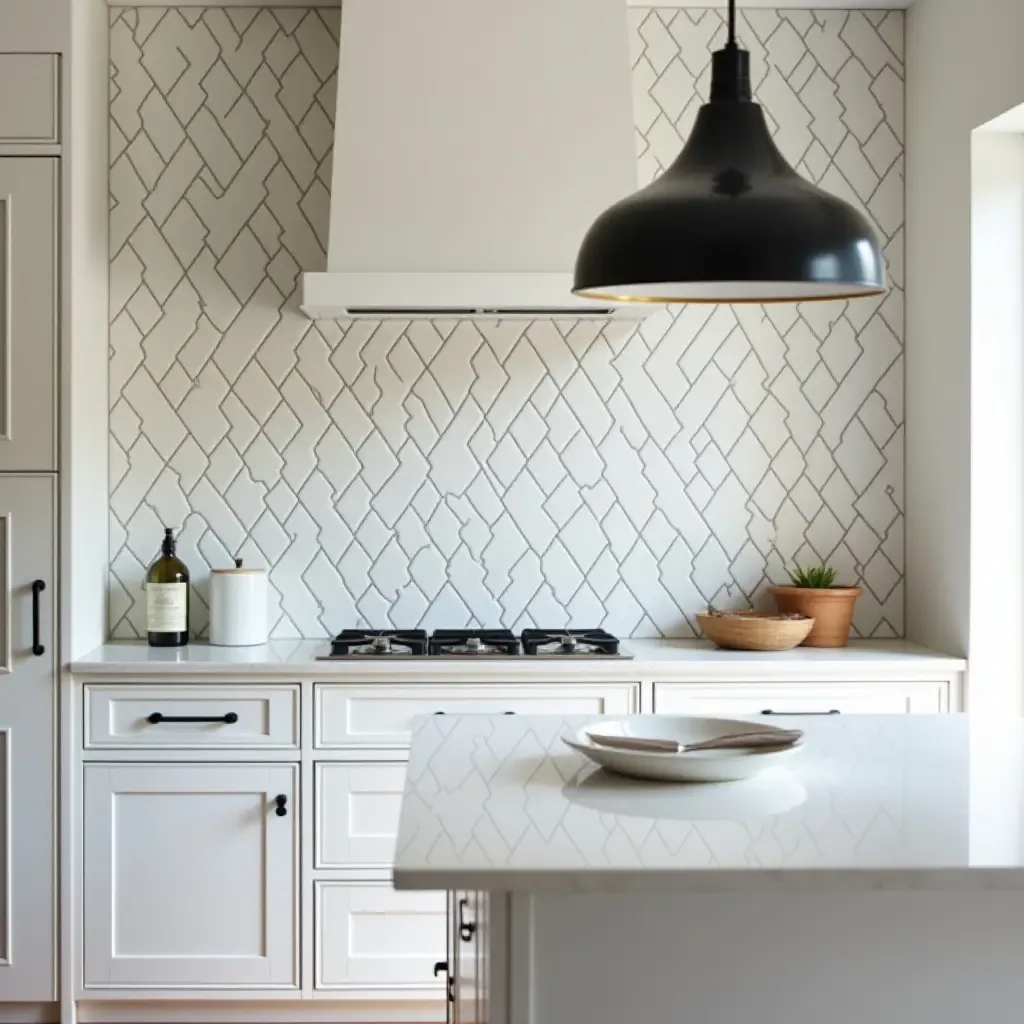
[768,586,862,648]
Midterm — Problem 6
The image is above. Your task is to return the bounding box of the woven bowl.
[697,610,815,652]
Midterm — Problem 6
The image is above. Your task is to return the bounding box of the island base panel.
[522,890,1024,1024]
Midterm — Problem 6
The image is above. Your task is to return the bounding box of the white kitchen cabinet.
[653,681,949,716]
[0,475,55,1000]
[83,763,298,990]
[315,683,639,748]
[83,683,300,749]
[0,158,57,471]
[472,890,489,1024]
[316,761,407,870]
[452,892,480,1024]
[69,656,964,1018]
[0,55,59,144]
[441,890,488,1024]
[314,881,447,997]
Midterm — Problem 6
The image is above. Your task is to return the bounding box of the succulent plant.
[788,563,838,589]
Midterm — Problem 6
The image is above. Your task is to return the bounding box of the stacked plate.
[563,716,804,783]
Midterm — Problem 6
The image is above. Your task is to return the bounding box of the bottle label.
[147,583,187,633]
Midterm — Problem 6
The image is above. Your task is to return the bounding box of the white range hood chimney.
[300,0,644,320]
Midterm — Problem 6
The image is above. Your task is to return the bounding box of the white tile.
[560,505,606,574]
[109,4,905,639]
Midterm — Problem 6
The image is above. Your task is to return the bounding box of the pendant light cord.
[728,0,737,47]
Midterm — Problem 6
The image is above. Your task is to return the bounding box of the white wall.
[906,0,1024,697]
[968,132,1024,715]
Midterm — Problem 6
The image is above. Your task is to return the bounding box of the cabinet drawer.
[653,681,949,716]
[316,762,406,870]
[315,683,638,748]
[84,684,300,749]
[0,55,58,143]
[314,881,446,993]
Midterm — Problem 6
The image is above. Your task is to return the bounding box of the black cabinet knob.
[274,794,288,817]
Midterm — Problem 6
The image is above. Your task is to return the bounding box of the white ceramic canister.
[209,559,269,647]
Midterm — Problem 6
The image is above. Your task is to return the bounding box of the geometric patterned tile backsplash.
[109,6,905,639]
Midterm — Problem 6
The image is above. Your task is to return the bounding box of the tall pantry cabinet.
[0,59,61,1002]
[0,0,142,1013]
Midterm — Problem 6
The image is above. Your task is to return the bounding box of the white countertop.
[70,639,964,678]
[393,713,1024,893]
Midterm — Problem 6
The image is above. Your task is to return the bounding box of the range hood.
[300,0,645,320]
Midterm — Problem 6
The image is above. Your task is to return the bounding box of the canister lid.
[212,557,266,575]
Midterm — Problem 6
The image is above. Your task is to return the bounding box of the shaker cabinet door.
[454,892,480,1024]
[0,475,56,1000]
[83,763,298,990]
[0,158,56,471]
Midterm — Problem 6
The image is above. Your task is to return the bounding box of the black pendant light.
[573,0,886,304]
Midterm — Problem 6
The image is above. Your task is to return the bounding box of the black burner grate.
[521,629,620,656]
[329,629,428,657]
[429,629,521,656]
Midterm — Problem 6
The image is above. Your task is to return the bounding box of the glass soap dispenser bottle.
[146,527,190,647]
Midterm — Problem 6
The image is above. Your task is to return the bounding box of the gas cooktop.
[318,628,631,660]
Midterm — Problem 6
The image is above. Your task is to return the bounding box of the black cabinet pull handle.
[31,579,44,656]
[503,710,516,715]
[458,896,476,941]
[434,962,454,1018]
[760,709,840,716]
[274,794,288,817]
[434,710,446,715]
[147,712,240,725]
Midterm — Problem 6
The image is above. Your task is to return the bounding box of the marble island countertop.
[70,639,965,677]
[393,713,1024,893]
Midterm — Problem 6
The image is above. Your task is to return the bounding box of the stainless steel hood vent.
[300,0,647,321]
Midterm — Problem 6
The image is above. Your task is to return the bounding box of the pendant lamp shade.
[573,28,886,304]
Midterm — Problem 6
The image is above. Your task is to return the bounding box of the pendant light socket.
[709,44,751,104]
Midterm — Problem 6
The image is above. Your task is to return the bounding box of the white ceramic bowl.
[562,716,803,783]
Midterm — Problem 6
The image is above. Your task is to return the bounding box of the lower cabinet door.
[474,892,489,1024]
[83,763,298,989]
[315,881,447,998]
[0,476,56,1000]
[454,891,479,1024]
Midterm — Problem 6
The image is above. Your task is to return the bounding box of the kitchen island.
[394,713,1024,1024]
